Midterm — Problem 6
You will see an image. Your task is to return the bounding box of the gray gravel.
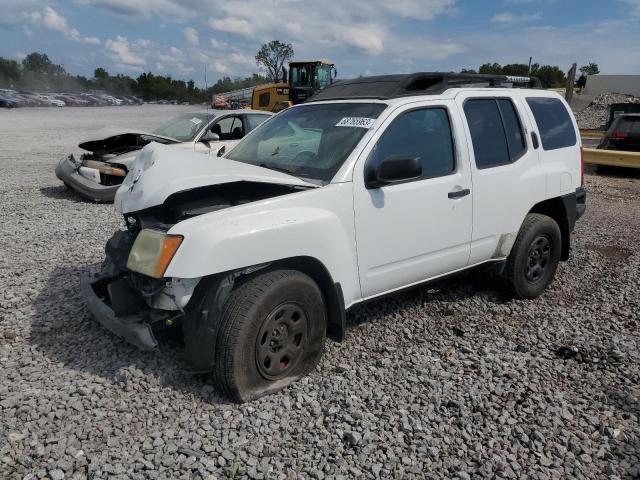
[574,92,640,130]
[1,106,639,479]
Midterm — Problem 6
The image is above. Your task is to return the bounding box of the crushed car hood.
[114,143,318,214]
[78,129,179,156]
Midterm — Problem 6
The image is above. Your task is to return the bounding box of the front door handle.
[448,188,470,199]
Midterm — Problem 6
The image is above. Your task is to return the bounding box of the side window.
[526,97,577,150]
[245,114,270,132]
[498,99,526,161]
[368,108,455,180]
[258,92,270,108]
[464,98,526,169]
[214,116,245,140]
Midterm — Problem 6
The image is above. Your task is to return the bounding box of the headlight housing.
[126,229,183,278]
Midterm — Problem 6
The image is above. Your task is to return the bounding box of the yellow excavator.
[251,60,335,112]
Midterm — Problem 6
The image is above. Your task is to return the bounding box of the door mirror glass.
[367,155,422,189]
[201,131,220,143]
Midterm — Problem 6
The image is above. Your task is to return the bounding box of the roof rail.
[308,72,542,102]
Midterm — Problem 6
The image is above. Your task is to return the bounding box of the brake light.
[611,131,628,140]
[580,147,584,186]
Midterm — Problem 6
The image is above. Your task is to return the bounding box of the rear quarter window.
[526,97,577,150]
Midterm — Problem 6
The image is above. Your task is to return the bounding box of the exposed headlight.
[126,229,183,278]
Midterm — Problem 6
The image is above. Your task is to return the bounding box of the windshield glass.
[290,65,311,88]
[315,65,332,90]
[152,113,210,142]
[226,103,387,184]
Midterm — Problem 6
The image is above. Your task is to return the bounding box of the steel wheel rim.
[525,235,552,283]
[255,303,308,380]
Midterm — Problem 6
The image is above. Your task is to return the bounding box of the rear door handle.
[448,188,470,199]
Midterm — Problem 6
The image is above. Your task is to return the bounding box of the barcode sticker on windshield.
[336,117,376,128]
[190,117,203,125]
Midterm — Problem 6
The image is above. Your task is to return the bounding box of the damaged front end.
[56,132,177,202]
[83,229,202,350]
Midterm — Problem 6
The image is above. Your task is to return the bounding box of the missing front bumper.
[55,155,121,202]
[81,275,159,350]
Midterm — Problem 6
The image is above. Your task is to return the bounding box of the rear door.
[455,91,544,264]
[353,100,473,298]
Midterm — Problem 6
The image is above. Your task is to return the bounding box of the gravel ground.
[0,106,639,480]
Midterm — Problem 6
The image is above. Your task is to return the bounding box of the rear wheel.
[212,269,326,402]
[504,213,562,299]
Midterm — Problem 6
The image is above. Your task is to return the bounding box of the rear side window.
[245,114,270,132]
[258,92,270,108]
[464,98,526,169]
[369,108,455,180]
[526,97,577,150]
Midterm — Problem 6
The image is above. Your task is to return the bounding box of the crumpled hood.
[114,143,317,214]
[78,129,178,154]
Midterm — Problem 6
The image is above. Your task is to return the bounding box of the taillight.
[611,131,628,140]
[580,147,584,186]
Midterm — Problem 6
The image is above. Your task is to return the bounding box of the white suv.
[83,73,586,402]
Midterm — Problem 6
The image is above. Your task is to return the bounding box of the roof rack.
[308,72,542,102]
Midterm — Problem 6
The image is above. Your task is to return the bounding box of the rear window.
[526,97,577,150]
[617,117,640,134]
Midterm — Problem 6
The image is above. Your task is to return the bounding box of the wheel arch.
[267,256,346,342]
[183,255,346,370]
[528,196,571,261]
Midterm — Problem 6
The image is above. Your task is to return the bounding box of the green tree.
[535,65,566,88]
[255,40,294,82]
[0,58,20,87]
[579,63,599,76]
[478,63,503,75]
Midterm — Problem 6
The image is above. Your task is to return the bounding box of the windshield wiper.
[258,163,321,187]
[259,162,296,175]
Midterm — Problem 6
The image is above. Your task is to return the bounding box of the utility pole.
[528,57,533,75]
[565,63,577,104]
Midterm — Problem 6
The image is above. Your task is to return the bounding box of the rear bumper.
[55,155,120,202]
[81,275,158,350]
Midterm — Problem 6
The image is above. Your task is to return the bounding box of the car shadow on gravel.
[39,185,88,203]
[31,265,231,405]
[346,268,507,328]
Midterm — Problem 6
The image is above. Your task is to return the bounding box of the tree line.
[0,52,268,103]
[461,62,599,88]
[1,51,601,101]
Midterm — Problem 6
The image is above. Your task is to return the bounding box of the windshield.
[290,64,333,90]
[152,113,210,142]
[226,103,387,184]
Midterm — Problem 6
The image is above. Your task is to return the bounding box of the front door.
[353,102,473,298]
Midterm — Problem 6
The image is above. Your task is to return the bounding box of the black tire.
[212,269,326,402]
[504,213,562,299]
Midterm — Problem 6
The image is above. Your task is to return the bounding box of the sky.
[1,0,639,87]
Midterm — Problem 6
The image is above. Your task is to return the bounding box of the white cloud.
[491,12,542,23]
[621,0,640,15]
[26,6,101,44]
[209,17,252,37]
[210,38,228,49]
[183,27,199,46]
[76,0,193,20]
[105,35,146,65]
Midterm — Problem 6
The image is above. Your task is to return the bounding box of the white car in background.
[55,109,273,201]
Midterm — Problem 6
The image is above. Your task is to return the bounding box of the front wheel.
[212,269,326,402]
[504,213,562,299]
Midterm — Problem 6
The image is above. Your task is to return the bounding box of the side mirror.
[366,155,421,189]
[201,131,220,143]
[216,145,226,157]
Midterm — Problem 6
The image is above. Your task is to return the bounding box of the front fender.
[164,183,362,306]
